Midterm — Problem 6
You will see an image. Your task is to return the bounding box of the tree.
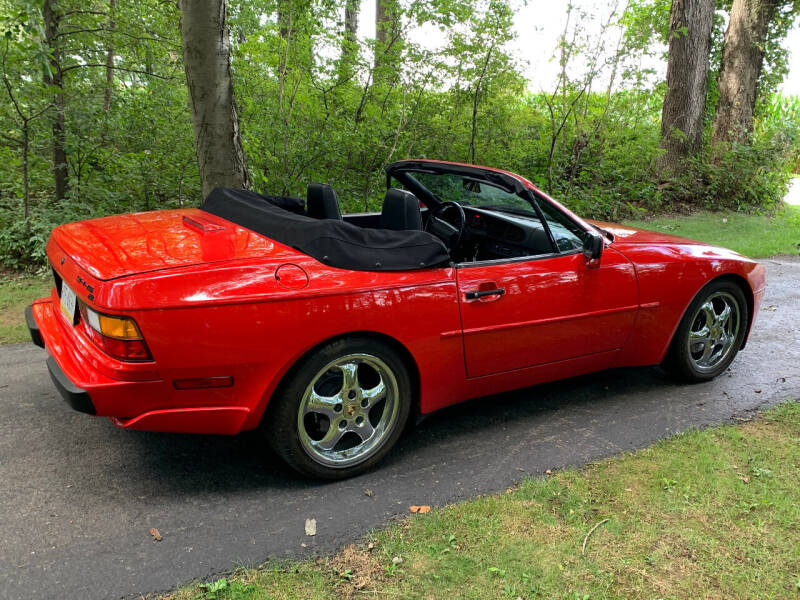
[375,0,401,66]
[712,0,781,145]
[338,0,359,79]
[42,0,68,201]
[103,0,116,112]
[658,0,715,176]
[178,0,249,196]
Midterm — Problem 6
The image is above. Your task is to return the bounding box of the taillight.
[79,303,152,362]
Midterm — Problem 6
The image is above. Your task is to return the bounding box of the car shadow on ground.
[73,365,677,498]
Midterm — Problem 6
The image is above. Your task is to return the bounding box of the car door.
[457,248,638,378]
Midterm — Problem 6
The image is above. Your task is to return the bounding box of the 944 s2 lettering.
[27,160,765,479]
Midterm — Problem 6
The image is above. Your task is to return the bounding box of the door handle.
[465,287,505,300]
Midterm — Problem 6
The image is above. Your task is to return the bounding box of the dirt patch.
[327,544,387,599]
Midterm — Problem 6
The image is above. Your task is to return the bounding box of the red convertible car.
[27,160,765,478]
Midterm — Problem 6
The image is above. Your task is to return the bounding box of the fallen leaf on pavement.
[754,389,762,393]
[149,528,162,542]
[409,505,430,514]
[545,469,552,475]
[364,489,374,497]
[305,518,317,536]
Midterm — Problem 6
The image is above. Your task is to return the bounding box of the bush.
[0,199,99,270]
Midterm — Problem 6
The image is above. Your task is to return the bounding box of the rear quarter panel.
[111,260,462,430]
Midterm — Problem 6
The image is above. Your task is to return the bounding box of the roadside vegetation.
[624,204,800,258]
[168,402,800,600]
[1,2,799,270]
[0,272,49,344]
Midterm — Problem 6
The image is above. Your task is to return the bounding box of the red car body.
[28,160,766,441]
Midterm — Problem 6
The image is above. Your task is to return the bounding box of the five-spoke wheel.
[265,338,411,479]
[664,279,748,382]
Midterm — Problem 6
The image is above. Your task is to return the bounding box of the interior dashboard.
[437,205,554,261]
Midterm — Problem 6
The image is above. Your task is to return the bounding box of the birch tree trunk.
[178,0,250,197]
[712,0,780,145]
[658,0,715,177]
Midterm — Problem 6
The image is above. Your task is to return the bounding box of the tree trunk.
[339,0,359,76]
[22,122,29,219]
[375,0,389,46]
[42,0,69,202]
[178,0,250,197]
[103,0,116,112]
[712,0,780,145]
[658,0,715,177]
[375,0,400,67]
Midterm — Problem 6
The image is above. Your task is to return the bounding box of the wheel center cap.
[346,405,357,417]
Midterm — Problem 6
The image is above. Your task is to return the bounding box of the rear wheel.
[663,279,748,382]
[264,338,411,479]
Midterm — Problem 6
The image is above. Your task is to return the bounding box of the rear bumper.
[28,299,250,433]
[25,304,44,348]
[46,355,95,415]
[28,302,95,414]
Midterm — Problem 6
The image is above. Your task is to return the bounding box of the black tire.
[662,278,748,382]
[263,337,412,480]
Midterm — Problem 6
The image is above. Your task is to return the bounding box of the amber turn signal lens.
[81,302,143,340]
[79,302,152,362]
[97,313,143,340]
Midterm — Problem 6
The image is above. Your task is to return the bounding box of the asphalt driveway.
[0,257,798,600]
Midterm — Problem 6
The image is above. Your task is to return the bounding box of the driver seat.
[380,189,423,231]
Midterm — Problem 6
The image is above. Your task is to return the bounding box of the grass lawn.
[625,205,800,259]
[0,273,51,344]
[170,402,800,600]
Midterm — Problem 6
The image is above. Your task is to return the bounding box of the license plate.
[60,282,77,324]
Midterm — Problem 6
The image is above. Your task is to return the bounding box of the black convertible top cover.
[201,187,450,272]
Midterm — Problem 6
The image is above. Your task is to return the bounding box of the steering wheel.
[425,201,466,251]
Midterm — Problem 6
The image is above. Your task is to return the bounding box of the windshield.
[407,169,591,253]
[409,171,537,216]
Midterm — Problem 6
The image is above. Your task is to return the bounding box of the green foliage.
[0,0,797,270]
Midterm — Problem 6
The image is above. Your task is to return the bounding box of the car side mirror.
[583,230,604,268]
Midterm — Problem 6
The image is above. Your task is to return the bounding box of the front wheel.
[663,279,748,382]
[264,338,412,479]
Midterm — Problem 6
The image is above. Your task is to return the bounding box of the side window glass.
[535,198,587,253]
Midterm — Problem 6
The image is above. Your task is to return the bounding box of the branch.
[60,63,174,80]
[62,10,108,17]
[1,39,25,123]
[582,518,609,556]
[55,27,109,39]
[0,130,23,145]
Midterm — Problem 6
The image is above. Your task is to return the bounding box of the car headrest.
[380,188,422,231]
[307,183,342,220]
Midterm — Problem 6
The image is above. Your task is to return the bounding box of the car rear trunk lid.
[50,208,300,281]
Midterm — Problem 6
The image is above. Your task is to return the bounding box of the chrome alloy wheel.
[297,353,400,468]
[686,291,741,374]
